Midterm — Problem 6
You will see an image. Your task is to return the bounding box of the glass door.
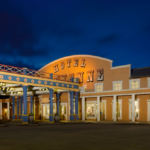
[60,103,67,120]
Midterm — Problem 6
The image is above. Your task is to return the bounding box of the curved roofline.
[39,55,113,71]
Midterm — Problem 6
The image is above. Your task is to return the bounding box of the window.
[129,79,140,89]
[95,83,103,92]
[113,81,122,91]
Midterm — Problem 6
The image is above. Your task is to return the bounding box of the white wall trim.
[113,80,123,91]
[129,79,140,89]
[80,92,150,98]
[39,55,113,71]
[111,64,131,70]
[147,78,150,88]
[95,83,103,92]
[147,100,150,121]
[80,86,150,95]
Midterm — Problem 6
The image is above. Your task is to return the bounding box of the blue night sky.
[0,0,150,70]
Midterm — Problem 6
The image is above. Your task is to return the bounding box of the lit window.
[113,81,122,91]
[131,81,139,89]
[95,83,103,92]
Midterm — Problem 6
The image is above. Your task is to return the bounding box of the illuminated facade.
[1,55,150,123]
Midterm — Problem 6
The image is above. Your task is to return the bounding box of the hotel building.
[0,55,150,123]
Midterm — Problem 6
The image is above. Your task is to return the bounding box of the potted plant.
[54,113,59,123]
[28,113,34,124]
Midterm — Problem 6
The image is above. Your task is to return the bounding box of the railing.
[26,69,49,79]
[0,64,75,83]
[52,74,72,82]
[0,64,24,74]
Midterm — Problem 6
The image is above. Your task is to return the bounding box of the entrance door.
[148,101,150,122]
[60,103,67,120]
[42,104,56,120]
[43,105,49,120]
[4,109,7,119]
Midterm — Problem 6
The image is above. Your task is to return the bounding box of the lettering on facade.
[81,59,86,67]
[61,62,65,69]
[67,59,71,67]
[87,70,94,82]
[97,69,104,81]
[77,72,84,83]
[74,59,79,67]
[54,64,59,73]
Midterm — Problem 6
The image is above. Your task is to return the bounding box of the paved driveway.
[0,123,150,150]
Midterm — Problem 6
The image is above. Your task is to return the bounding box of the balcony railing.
[0,64,75,83]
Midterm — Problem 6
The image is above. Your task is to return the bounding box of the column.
[97,96,100,121]
[30,95,33,114]
[132,94,135,122]
[20,96,23,119]
[7,102,10,120]
[22,86,28,124]
[82,97,85,121]
[12,96,15,120]
[57,93,60,114]
[33,97,35,120]
[70,91,74,121]
[75,91,79,121]
[49,88,54,122]
[113,95,116,122]
[0,101,2,120]
[17,97,19,119]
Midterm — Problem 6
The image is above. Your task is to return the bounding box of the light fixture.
[53,97,54,99]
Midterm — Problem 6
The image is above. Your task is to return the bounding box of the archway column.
[22,86,28,124]
[49,88,54,122]
[0,101,2,120]
[113,95,117,122]
[56,93,60,114]
[17,97,19,119]
[82,97,85,121]
[20,96,23,120]
[7,102,10,120]
[75,91,79,121]
[132,94,135,122]
[70,91,74,121]
[12,96,15,120]
[30,95,33,114]
[97,96,100,121]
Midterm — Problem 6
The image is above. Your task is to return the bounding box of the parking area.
[0,123,150,150]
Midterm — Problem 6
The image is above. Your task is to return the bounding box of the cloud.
[97,34,121,45]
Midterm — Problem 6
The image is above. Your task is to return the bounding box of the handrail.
[0,64,74,83]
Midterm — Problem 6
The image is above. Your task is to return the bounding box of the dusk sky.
[0,0,150,70]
